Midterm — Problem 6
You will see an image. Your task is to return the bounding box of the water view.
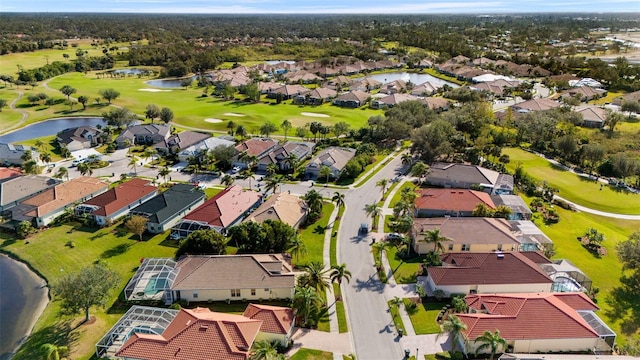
[0,255,48,360]
[0,117,104,144]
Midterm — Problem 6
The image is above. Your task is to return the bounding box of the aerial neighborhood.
[0,12,639,360]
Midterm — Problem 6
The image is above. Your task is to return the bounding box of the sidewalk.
[286,328,353,358]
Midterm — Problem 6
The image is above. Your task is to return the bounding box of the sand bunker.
[301,112,330,118]
[223,112,246,117]
[204,118,223,123]
[138,88,172,92]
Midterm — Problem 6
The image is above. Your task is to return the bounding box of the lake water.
[0,254,49,360]
[144,75,197,88]
[0,117,104,144]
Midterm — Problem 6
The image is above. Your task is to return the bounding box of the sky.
[0,0,639,13]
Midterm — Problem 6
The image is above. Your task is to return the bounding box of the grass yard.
[389,182,418,209]
[333,283,349,333]
[0,87,25,131]
[290,348,334,360]
[0,221,177,360]
[521,193,640,344]
[404,300,444,335]
[503,147,640,214]
[330,205,345,267]
[44,72,380,134]
[388,300,407,336]
[294,202,335,267]
[386,246,423,284]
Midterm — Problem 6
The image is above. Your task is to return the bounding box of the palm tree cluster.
[292,262,351,328]
[303,189,324,222]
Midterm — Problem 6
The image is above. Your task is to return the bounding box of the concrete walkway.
[554,195,640,220]
[286,328,353,358]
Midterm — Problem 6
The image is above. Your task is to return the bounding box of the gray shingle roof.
[131,184,205,225]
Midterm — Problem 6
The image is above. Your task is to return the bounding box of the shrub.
[65,241,76,248]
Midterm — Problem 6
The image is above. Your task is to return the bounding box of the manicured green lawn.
[503,147,640,214]
[330,206,345,267]
[45,72,380,134]
[290,348,333,360]
[1,221,177,359]
[0,87,24,131]
[405,300,444,335]
[333,283,349,333]
[389,182,417,209]
[521,193,640,344]
[386,246,423,284]
[294,202,335,267]
[388,300,407,336]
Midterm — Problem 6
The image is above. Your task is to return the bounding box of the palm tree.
[422,228,451,254]
[250,340,284,360]
[376,178,389,199]
[298,261,330,293]
[128,156,138,175]
[364,203,381,227]
[284,153,298,174]
[159,167,171,184]
[304,190,324,217]
[246,171,256,190]
[266,163,278,177]
[440,315,468,354]
[474,330,507,360]
[34,140,46,152]
[319,165,332,183]
[393,200,412,219]
[400,186,418,203]
[292,286,324,328]
[41,343,69,360]
[39,152,52,166]
[59,145,71,159]
[143,147,156,164]
[472,203,494,217]
[226,120,236,135]
[401,153,414,169]
[55,166,69,181]
[288,236,307,264]
[330,263,352,286]
[281,119,292,141]
[221,174,235,187]
[265,175,283,194]
[331,191,345,209]
[410,161,429,185]
[493,205,513,219]
[77,162,92,176]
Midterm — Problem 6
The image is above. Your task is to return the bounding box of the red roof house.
[172,185,262,238]
[456,292,615,354]
[76,178,158,226]
[116,307,262,360]
[243,303,296,345]
[414,188,495,217]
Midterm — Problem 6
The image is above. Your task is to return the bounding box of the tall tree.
[128,156,138,175]
[616,232,640,291]
[474,330,507,360]
[41,343,69,360]
[440,315,468,354]
[59,85,76,100]
[99,88,120,104]
[319,165,332,183]
[175,229,228,258]
[288,236,307,264]
[292,286,324,328]
[102,108,137,127]
[410,161,429,185]
[125,215,148,241]
[54,263,119,322]
[159,167,171,184]
[330,263,352,286]
[281,119,292,140]
[298,261,331,293]
[376,178,389,199]
[77,95,88,110]
[55,166,69,181]
[331,191,345,209]
[364,203,381,226]
[160,107,174,124]
[76,162,92,176]
[260,121,278,138]
[303,190,323,219]
[250,340,285,360]
[227,120,236,135]
[145,104,160,123]
[221,174,235,187]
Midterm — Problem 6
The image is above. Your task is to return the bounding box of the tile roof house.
[0,167,22,180]
[411,217,522,254]
[170,254,295,303]
[458,293,615,354]
[233,138,279,169]
[575,106,608,128]
[305,147,357,180]
[0,143,39,166]
[243,304,296,346]
[324,75,353,89]
[560,85,606,102]
[423,252,554,297]
[244,192,308,229]
[258,81,282,94]
[612,90,640,106]
[332,90,371,108]
[256,141,315,172]
[154,131,210,154]
[0,174,59,212]
[512,98,562,113]
[115,307,262,360]
[130,184,205,234]
[177,136,236,163]
[171,185,262,238]
[426,162,514,195]
[115,124,171,148]
[348,78,382,92]
[294,87,337,105]
[75,178,158,226]
[371,93,421,109]
[414,188,496,218]
[266,84,309,100]
[423,97,452,112]
[56,126,103,151]
[379,79,408,95]
[410,82,441,96]
[10,176,108,227]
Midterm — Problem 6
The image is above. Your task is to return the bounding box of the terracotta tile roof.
[459,292,601,341]
[513,98,562,112]
[244,192,307,228]
[334,90,371,104]
[235,138,278,157]
[80,178,157,217]
[116,307,261,360]
[427,252,553,286]
[0,167,22,180]
[243,304,295,335]
[415,188,496,212]
[182,185,262,229]
[412,217,519,246]
[172,254,295,291]
[518,251,552,264]
[1,175,59,209]
[19,177,108,218]
[576,106,607,124]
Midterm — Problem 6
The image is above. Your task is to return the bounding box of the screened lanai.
[124,258,178,304]
[95,306,178,358]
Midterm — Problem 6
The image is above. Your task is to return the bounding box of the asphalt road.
[338,153,407,360]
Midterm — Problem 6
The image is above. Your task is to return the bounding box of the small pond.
[144,75,197,89]
[0,117,104,143]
